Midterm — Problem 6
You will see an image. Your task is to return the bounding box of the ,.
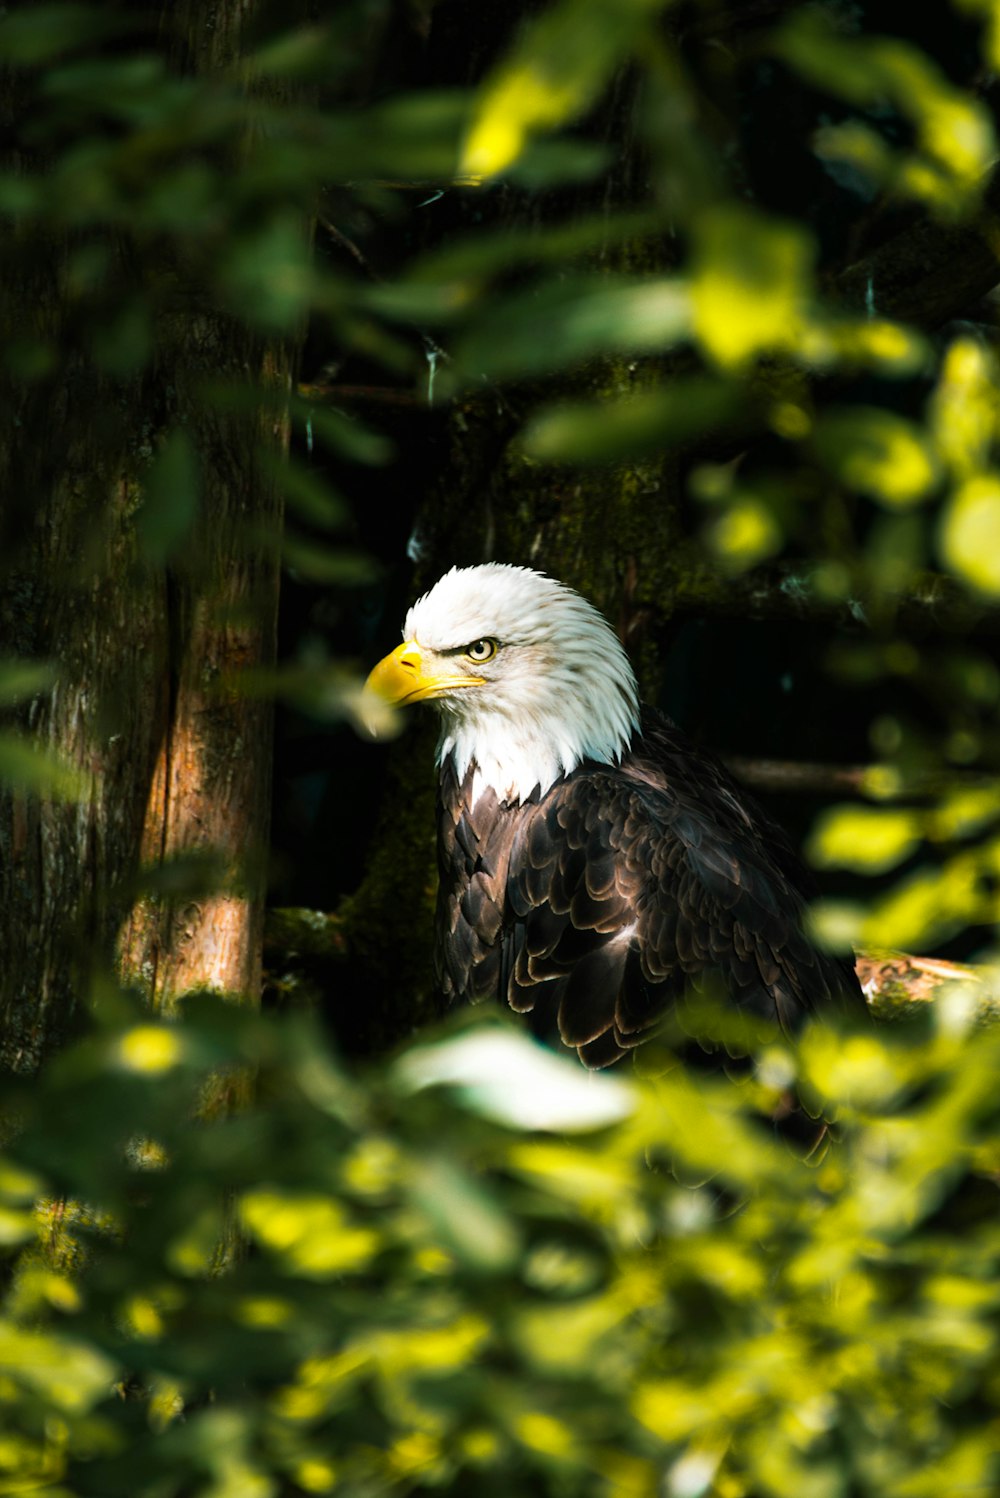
[364,565,863,1065]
